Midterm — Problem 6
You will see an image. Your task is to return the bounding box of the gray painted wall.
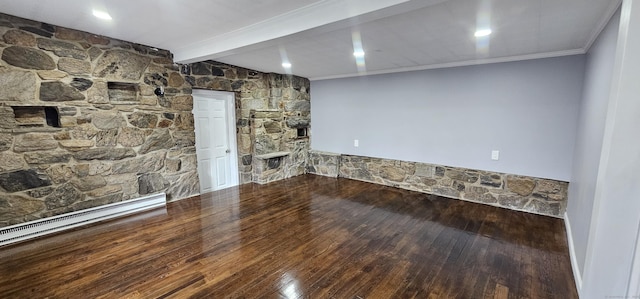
[567,8,620,280]
[310,56,586,181]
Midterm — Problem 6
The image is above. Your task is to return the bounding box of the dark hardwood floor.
[0,174,577,298]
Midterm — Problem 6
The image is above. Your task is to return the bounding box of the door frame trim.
[192,89,240,189]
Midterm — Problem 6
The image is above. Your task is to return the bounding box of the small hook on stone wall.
[154,86,165,96]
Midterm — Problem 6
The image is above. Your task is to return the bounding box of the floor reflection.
[0,175,577,298]
[279,271,301,299]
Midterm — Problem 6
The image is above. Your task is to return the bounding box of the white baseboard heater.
[0,193,166,247]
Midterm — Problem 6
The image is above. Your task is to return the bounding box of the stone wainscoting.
[307,151,340,178]
[307,151,568,217]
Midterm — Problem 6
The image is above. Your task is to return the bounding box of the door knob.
[226,149,231,153]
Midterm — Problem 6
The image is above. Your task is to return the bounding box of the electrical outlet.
[354,139,359,147]
[491,150,500,160]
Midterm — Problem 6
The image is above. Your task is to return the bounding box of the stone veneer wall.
[182,61,311,184]
[308,150,340,178]
[0,14,199,227]
[307,151,568,218]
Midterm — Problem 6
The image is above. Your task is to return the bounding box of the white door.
[192,90,239,193]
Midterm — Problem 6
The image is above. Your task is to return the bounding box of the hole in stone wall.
[267,157,281,169]
[44,107,60,127]
[297,127,308,138]
[107,82,139,104]
[12,106,60,128]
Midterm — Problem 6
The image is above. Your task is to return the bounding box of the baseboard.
[0,193,166,247]
[565,212,583,297]
[166,192,200,203]
[309,172,339,179]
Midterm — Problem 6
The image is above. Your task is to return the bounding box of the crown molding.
[584,0,622,52]
[309,49,586,81]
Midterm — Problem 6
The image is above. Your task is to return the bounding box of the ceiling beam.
[173,0,447,64]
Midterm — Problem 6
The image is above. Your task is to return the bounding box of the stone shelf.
[254,151,290,160]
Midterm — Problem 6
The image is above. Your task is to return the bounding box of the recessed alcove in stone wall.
[253,151,290,184]
[296,127,308,138]
[107,82,139,104]
[12,106,60,128]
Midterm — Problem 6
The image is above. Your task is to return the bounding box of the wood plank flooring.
[0,174,578,298]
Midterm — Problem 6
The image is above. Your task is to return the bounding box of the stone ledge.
[309,150,340,156]
[254,151,290,160]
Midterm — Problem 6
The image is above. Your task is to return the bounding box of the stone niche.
[0,13,199,227]
[12,106,60,128]
[107,82,140,104]
[183,61,311,184]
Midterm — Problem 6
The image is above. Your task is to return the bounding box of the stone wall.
[183,61,310,184]
[308,152,568,218]
[0,13,199,227]
[307,150,340,178]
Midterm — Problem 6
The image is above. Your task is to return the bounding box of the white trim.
[309,49,585,81]
[626,219,640,297]
[167,193,200,203]
[584,1,623,52]
[582,1,636,295]
[564,212,583,297]
[225,92,240,188]
[0,193,166,247]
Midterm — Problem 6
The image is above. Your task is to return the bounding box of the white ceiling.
[0,0,620,80]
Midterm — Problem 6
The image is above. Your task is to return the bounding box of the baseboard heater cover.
[0,193,166,247]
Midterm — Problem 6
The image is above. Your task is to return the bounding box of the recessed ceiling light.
[282,62,291,68]
[353,50,365,58]
[474,29,492,37]
[92,9,112,20]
